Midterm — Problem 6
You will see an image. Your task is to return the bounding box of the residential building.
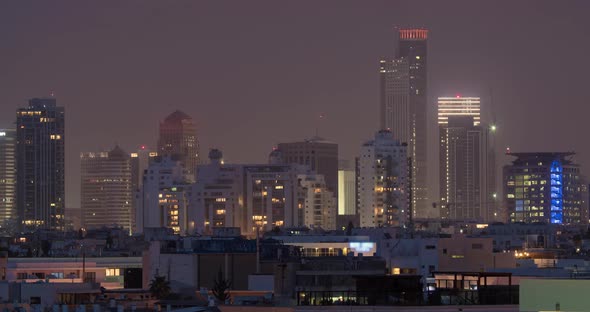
[357,130,409,227]
[298,174,336,230]
[16,98,65,230]
[503,152,588,224]
[193,149,336,235]
[0,129,16,224]
[81,146,133,232]
[192,149,241,234]
[134,157,192,235]
[130,146,158,233]
[157,110,199,180]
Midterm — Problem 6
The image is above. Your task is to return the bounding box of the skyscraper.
[380,28,429,219]
[157,110,199,180]
[277,137,339,198]
[380,58,410,141]
[357,130,409,227]
[81,146,133,232]
[0,129,16,225]
[438,96,495,222]
[504,152,588,225]
[16,98,65,231]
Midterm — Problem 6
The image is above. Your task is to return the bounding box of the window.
[105,268,120,276]
[17,273,27,280]
[472,243,483,249]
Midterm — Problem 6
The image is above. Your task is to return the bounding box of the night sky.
[2,1,589,208]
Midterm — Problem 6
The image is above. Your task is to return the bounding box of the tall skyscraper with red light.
[380,28,429,219]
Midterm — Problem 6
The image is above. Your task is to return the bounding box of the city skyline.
[2,1,590,210]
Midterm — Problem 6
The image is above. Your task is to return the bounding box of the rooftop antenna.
[49,90,55,98]
[489,87,496,126]
[315,113,324,137]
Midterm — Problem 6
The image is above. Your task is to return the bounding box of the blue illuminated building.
[550,160,563,224]
[503,152,588,225]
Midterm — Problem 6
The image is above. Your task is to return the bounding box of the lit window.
[105,268,120,276]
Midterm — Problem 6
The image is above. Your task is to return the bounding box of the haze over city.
[4,1,590,311]
[2,0,590,208]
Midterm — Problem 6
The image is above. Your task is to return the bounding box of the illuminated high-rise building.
[503,152,588,225]
[157,110,199,181]
[16,98,65,231]
[299,173,336,230]
[438,96,496,222]
[380,28,429,219]
[0,129,16,224]
[357,130,409,227]
[437,96,481,126]
[81,146,133,232]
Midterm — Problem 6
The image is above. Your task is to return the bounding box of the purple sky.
[2,1,589,208]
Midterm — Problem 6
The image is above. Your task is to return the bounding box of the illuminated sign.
[0,132,5,136]
[348,242,375,253]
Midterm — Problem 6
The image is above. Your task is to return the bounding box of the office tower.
[437,96,481,126]
[438,96,496,222]
[16,98,65,231]
[357,130,409,227]
[0,129,16,225]
[135,157,192,235]
[157,110,199,180]
[504,152,588,225]
[130,146,158,232]
[380,29,429,219]
[277,137,339,197]
[338,160,356,215]
[380,58,410,141]
[81,146,133,232]
[298,174,336,230]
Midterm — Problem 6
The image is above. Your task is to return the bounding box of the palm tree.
[149,274,171,299]
[212,268,231,303]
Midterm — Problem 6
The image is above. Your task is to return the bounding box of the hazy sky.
[2,1,589,208]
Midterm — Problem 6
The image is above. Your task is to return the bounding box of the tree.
[212,268,231,303]
[346,221,354,236]
[149,275,171,299]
